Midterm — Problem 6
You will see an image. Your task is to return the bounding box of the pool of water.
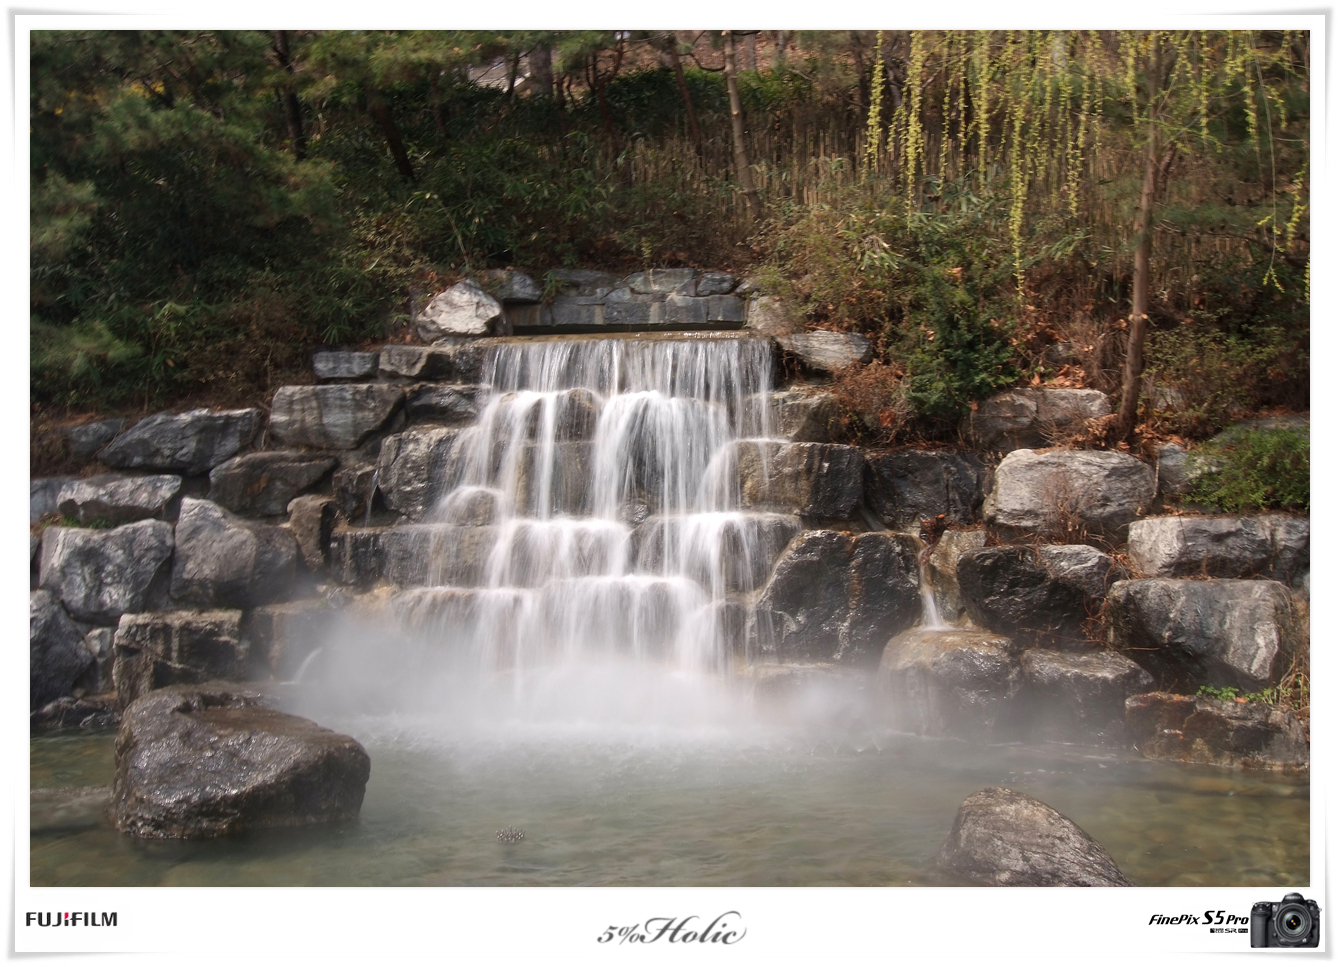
[30,707,1308,888]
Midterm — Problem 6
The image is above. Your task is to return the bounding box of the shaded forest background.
[30,29,1309,447]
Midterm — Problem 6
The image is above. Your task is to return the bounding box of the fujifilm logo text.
[26,912,117,927]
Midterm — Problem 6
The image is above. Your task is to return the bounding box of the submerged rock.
[110,683,370,839]
[31,786,112,832]
[935,786,1133,886]
[1125,692,1308,769]
[31,695,120,734]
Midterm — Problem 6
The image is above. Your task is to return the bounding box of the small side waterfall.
[409,332,783,675]
[916,557,947,630]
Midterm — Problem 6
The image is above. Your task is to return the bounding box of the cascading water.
[399,332,783,679]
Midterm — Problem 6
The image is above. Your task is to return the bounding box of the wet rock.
[77,627,116,694]
[39,520,174,623]
[985,449,1156,540]
[1126,515,1309,582]
[328,526,386,586]
[31,786,112,832]
[208,451,336,517]
[744,295,800,336]
[962,388,1111,450]
[32,476,76,521]
[32,697,120,735]
[632,513,801,594]
[405,383,487,425]
[332,463,378,521]
[1020,650,1154,745]
[380,524,499,588]
[30,589,96,710]
[925,527,987,622]
[737,441,865,519]
[438,486,500,526]
[775,331,872,374]
[879,629,1025,741]
[414,280,505,340]
[269,384,404,450]
[312,351,378,381]
[242,600,332,680]
[98,408,261,474]
[492,387,600,442]
[935,786,1133,886]
[111,609,246,709]
[755,530,920,664]
[743,663,874,723]
[957,544,1122,648]
[110,683,370,839]
[376,426,463,519]
[56,473,181,525]
[170,498,298,608]
[1105,578,1298,691]
[1126,692,1308,769]
[621,267,697,294]
[378,342,484,383]
[745,388,839,442]
[287,495,337,571]
[696,272,738,296]
[64,418,127,461]
[474,268,543,302]
[864,450,989,527]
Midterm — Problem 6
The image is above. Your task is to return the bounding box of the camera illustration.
[1250,893,1320,947]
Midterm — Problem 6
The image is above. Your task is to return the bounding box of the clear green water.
[30,715,1308,888]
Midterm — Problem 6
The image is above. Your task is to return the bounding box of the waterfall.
[411,333,781,675]
[916,557,946,630]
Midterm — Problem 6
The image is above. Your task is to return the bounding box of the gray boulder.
[269,384,404,450]
[935,787,1133,886]
[332,463,378,521]
[474,268,543,302]
[39,520,174,623]
[754,530,920,664]
[957,544,1123,648]
[879,629,1024,741]
[170,498,298,608]
[208,451,336,517]
[775,331,872,374]
[864,450,989,527]
[743,295,800,336]
[110,683,370,839]
[414,280,505,340]
[985,449,1156,540]
[1106,578,1298,691]
[962,388,1111,450]
[378,342,487,383]
[1125,692,1308,769]
[98,408,261,474]
[745,388,838,442]
[737,441,865,519]
[30,590,96,710]
[696,272,738,296]
[1127,515,1309,582]
[405,383,487,426]
[32,476,77,521]
[111,610,246,709]
[1020,650,1154,745]
[64,418,127,461]
[286,495,337,572]
[56,474,181,525]
[312,351,378,381]
[376,427,463,519]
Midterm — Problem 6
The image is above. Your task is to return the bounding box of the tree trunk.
[530,43,554,97]
[271,31,306,159]
[723,30,764,223]
[665,32,703,157]
[367,91,415,183]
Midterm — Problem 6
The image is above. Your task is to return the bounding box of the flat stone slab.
[97,408,261,475]
[312,351,378,381]
[775,331,872,373]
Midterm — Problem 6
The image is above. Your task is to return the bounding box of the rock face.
[935,787,1133,886]
[1105,578,1298,691]
[985,449,1156,539]
[39,520,175,623]
[405,383,486,425]
[1020,650,1154,745]
[1126,692,1309,769]
[110,683,371,839]
[737,441,865,519]
[864,450,989,527]
[287,495,337,571]
[962,388,1111,450]
[98,408,261,474]
[775,331,873,373]
[879,629,1024,741]
[744,295,800,336]
[208,451,336,517]
[746,388,838,442]
[414,280,505,340]
[957,544,1122,648]
[65,418,127,460]
[111,610,246,709]
[754,531,920,664]
[379,342,488,383]
[924,527,987,622]
[30,590,96,710]
[1126,515,1309,582]
[269,384,404,450]
[56,474,181,525]
[170,498,298,608]
[376,427,463,519]
[31,476,75,521]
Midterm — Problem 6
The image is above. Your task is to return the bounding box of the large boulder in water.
[754,530,919,664]
[1125,692,1308,769]
[110,683,370,839]
[30,590,96,711]
[935,786,1133,886]
[39,520,175,623]
[97,408,261,474]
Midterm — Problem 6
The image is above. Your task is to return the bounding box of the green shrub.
[1185,426,1309,512]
